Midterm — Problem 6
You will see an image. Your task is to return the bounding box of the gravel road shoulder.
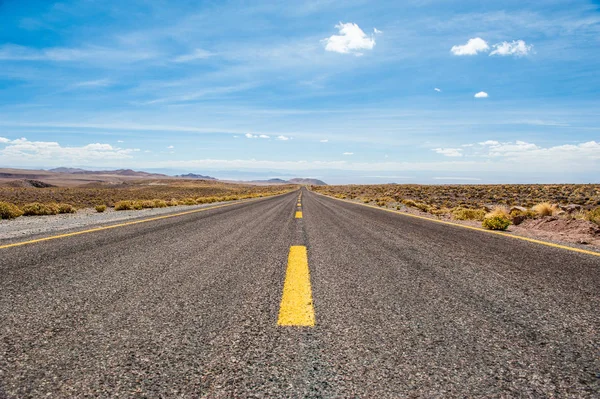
[0,201,237,241]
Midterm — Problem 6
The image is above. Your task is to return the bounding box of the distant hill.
[176,173,216,180]
[49,168,167,177]
[289,178,327,186]
[1,179,57,188]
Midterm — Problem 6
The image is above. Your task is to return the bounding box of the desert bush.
[22,202,60,216]
[453,207,486,221]
[166,199,179,206]
[58,203,76,214]
[114,201,135,211]
[95,204,107,213]
[183,198,197,205]
[0,202,24,219]
[532,202,558,217]
[141,200,155,209]
[153,199,168,208]
[482,215,511,231]
[586,207,600,225]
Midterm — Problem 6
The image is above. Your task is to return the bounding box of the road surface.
[1,188,599,397]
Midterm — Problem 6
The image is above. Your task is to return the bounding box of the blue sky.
[0,0,599,183]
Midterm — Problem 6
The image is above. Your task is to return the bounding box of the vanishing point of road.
[1,188,599,397]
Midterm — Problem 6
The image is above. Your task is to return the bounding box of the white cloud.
[276,135,290,140]
[0,137,138,163]
[117,140,124,143]
[245,133,270,139]
[322,22,376,56]
[167,145,174,149]
[450,38,489,55]
[479,140,500,146]
[173,48,213,63]
[434,88,441,92]
[474,91,489,98]
[343,152,354,155]
[433,148,463,157]
[0,137,10,143]
[490,40,533,57]
[374,28,383,34]
[320,139,329,143]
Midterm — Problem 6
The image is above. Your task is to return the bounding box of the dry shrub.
[114,201,134,211]
[453,207,486,221]
[0,202,24,219]
[22,202,60,216]
[95,204,107,213]
[141,200,155,209]
[166,199,179,206]
[183,198,197,205]
[153,199,168,208]
[532,202,558,217]
[482,215,511,230]
[58,203,77,214]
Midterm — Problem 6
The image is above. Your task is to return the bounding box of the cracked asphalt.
[1,188,599,397]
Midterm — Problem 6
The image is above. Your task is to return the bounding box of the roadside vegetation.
[313,184,600,230]
[0,180,296,220]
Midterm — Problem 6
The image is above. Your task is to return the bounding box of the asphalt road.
[1,188,599,398]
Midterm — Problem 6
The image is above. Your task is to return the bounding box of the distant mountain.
[176,173,216,180]
[48,168,167,177]
[288,178,327,186]
[49,167,87,174]
[249,177,327,185]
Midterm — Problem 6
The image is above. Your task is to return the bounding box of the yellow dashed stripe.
[277,246,315,326]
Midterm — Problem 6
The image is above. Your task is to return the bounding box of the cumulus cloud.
[474,91,489,98]
[433,148,463,157]
[320,139,329,143]
[0,137,10,143]
[276,135,290,141]
[343,152,354,155]
[479,140,500,146]
[167,145,174,149]
[490,40,533,57]
[450,38,489,55]
[322,22,376,56]
[0,137,138,163]
[434,88,441,92]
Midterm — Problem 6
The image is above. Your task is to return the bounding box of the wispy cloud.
[245,133,270,139]
[320,139,329,143]
[322,22,376,56]
[433,148,463,157]
[173,48,214,63]
[343,152,354,155]
[73,79,112,88]
[434,88,441,92]
[276,135,290,140]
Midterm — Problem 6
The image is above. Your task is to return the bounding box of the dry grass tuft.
[532,202,558,217]
[58,203,77,214]
[485,206,510,219]
[453,207,486,221]
[95,204,107,213]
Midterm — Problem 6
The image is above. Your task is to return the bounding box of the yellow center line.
[0,196,275,250]
[277,246,315,326]
[313,192,600,258]
[295,211,303,218]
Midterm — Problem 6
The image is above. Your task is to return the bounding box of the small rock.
[512,215,527,225]
[561,204,582,214]
[510,206,528,213]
